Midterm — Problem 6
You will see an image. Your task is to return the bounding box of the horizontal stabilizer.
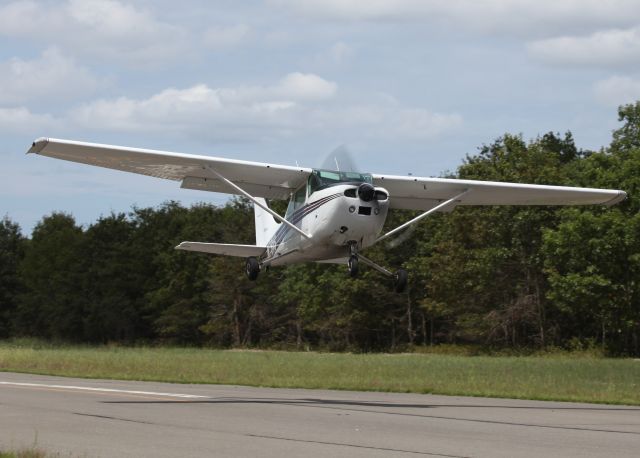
[175,242,266,257]
[316,257,348,264]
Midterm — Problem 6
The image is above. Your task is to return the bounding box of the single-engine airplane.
[28,138,627,293]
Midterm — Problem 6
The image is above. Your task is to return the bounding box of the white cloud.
[381,107,462,139]
[0,1,40,36]
[68,73,459,141]
[203,24,250,49]
[312,100,463,140]
[0,69,457,143]
[0,0,188,64]
[528,26,640,66]
[0,107,60,134]
[69,73,337,137]
[273,72,338,100]
[0,48,101,105]
[594,76,640,107]
[269,0,640,37]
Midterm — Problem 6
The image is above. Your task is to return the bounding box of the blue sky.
[2,0,640,233]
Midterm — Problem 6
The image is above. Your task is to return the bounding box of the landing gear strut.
[245,256,260,281]
[345,243,408,293]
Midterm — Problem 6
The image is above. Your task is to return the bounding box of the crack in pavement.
[102,397,640,436]
[244,432,470,457]
[72,411,468,457]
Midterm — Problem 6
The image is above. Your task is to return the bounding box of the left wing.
[28,138,311,200]
[372,174,626,211]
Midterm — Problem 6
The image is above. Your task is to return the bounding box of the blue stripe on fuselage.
[268,192,342,250]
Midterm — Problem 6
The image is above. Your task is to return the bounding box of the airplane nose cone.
[358,183,376,202]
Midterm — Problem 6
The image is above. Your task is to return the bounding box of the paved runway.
[1,372,639,457]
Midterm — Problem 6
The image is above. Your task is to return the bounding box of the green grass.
[1,342,639,405]
[0,448,50,458]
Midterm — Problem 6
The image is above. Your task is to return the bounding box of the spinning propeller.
[319,145,414,248]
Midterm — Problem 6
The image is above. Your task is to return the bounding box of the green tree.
[543,210,640,353]
[16,213,85,339]
[81,213,142,342]
[611,102,640,155]
[408,133,579,347]
[149,203,227,344]
[0,217,26,337]
[541,103,640,354]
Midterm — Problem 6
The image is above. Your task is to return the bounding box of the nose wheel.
[348,255,359,278]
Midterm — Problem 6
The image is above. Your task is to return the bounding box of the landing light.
[348,205,356,213]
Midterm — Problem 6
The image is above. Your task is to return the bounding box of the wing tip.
[26,137,49,155]
[175,242,190,250]
[604,190,627,206]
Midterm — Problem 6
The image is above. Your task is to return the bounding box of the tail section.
[176,242,266,257]
[254,198,280,246]
[176,199,278,258]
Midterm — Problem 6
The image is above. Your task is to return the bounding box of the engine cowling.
[357,183,376,202]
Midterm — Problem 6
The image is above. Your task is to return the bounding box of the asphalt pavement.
[1,372,639,457]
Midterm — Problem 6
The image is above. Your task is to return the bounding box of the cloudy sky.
[2,0,640,233]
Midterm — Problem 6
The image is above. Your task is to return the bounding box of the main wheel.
[245,257,260,281]
[348,255,359,278]
[393,268,408,293]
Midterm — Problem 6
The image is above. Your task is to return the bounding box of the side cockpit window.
[294,186,306,208]
[285,185,307,218]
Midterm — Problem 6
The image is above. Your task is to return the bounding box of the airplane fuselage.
[264,183,389,266]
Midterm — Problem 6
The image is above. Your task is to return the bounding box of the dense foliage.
[1,104,639,354]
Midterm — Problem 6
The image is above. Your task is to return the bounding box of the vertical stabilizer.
[254,198,280,246]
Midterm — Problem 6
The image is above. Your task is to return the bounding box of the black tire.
[245,257,260,281]
[394,268,408,293]
[348,255,359,278]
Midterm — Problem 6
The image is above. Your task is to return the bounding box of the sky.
[2,0,640,234]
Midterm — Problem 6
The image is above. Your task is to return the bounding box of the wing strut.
[375,190,469,243]
[205,166,312,239]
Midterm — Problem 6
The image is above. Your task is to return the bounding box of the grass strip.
[0,448,51,458]
[1,345,639,405]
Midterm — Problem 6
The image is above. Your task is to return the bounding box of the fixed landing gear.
[348,255,359,278]
[393,268,408,293]
[347,242,359,278]
[245,256,260,281]
[345,243,408,293]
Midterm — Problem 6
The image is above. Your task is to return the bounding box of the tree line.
[1,103,639,354]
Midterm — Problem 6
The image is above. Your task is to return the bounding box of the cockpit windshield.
[308,169,372,196]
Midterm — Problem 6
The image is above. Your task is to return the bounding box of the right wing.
[28,138,311,200]
[372,174,627,211]
[175,242,266,257]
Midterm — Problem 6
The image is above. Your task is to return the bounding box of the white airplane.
[28,138,627,293]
